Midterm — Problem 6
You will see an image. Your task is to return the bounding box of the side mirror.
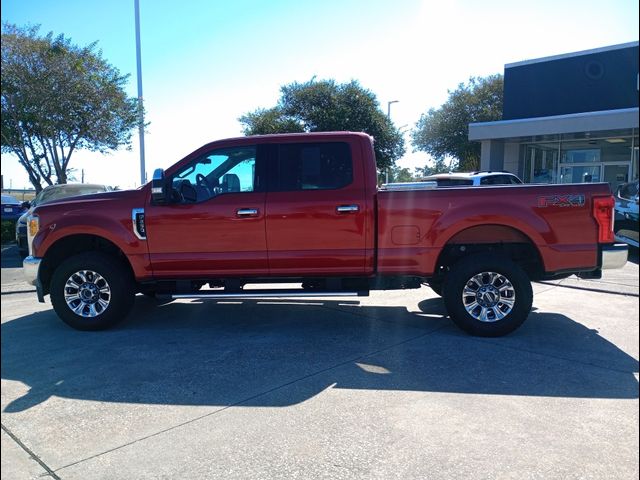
[151,168,169,205]
[21,201,31,209]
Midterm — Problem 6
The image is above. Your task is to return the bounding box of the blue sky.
[1,0,639,189]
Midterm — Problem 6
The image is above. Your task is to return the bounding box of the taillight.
[592,196,615,243]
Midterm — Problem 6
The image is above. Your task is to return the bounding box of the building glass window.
[523,143,559,183]
[632,133,639,181]
[559,165,601,183]
[559,136,632,191]
[562,149,599,163]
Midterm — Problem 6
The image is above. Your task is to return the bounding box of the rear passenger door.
[265,140,368,275]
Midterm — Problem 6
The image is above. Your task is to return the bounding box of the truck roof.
[219,131,374,143]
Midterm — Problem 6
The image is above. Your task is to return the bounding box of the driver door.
[145,144,268,278]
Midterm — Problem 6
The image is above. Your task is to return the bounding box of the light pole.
[134,0,146,185]
[385,101,399,183]
[387,100,399,118]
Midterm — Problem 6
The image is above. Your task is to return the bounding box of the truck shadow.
[2,296,638,413]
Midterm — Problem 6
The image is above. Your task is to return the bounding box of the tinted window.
[480,175,516,185]
[436,179,473,186]
[276,142,352,191]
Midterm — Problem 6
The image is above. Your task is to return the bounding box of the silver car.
[16,183,111,256]
[614,180,639,248]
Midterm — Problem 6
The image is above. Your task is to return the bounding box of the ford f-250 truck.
[23,132,628,336]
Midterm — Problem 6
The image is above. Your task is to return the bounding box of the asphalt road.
[1,245,638,480]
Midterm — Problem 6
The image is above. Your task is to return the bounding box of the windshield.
[1,194,21,205]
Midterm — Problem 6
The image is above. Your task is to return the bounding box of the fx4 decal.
[537,194,586,208]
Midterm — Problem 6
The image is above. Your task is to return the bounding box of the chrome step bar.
[170,290,369,300]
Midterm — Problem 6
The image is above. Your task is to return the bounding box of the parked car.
[614,179,639,248]
[1,194,27,221]
[16,184,111,256]
[420,171,523,186]
[23,132,627,336]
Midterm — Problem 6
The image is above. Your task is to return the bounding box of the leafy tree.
[412,75,503,172]
[1,24,139,192]
[239,79,405,173]
[380,165,416,184]
[413,157,453,179]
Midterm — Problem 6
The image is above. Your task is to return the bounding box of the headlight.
[26,214,39,257]
[28,215,39,238]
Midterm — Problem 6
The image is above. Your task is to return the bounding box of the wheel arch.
[39,234,135,295]
[434,224,546,281]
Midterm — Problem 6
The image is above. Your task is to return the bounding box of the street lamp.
[134,0,146,185]
[387,100,399,118]
[385,100,399,184]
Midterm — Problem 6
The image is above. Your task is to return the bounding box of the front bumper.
[23,256,45,302]
[601,243,628,270]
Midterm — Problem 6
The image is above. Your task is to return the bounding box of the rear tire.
[442,254,533,337]
[50,252,135,331]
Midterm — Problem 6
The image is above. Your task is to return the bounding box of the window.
[563,149,600,163]
[480,176,495,185]
[275,142,352,191]
[171,146,257,203]
[435,179,473,186]
[618,181,639,200]
[524,143,559,184]
[480,175,513,185]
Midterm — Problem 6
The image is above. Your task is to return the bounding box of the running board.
[170,289,369,300]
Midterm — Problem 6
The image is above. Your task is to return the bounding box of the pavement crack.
[1,423,62,480]
[1,289,37,295]
[535,281,639,298]
[54,324,446,473]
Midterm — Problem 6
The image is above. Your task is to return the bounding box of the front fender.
[33,212,151,279]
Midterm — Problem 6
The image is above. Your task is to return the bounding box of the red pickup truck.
[23,132,628,336]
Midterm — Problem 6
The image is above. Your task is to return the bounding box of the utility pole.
[81,169,85,183]
[135,0,146,185]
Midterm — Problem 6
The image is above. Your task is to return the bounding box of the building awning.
[469,108,639,141]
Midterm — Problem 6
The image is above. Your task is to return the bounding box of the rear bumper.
[601,243,628,270]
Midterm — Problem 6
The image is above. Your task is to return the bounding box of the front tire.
[428,279,444,296]
[50,252,135,331]
[442,254,533,337]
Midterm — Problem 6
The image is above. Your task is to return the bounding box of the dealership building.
[469,41,639,191]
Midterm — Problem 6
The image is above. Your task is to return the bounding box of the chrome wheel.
[63,270,111,318]
[462,271,515,323]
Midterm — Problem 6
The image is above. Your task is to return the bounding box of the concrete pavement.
[1,245,638,479]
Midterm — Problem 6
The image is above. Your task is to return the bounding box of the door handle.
[336,205,359,213]
[236,208,259,217]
